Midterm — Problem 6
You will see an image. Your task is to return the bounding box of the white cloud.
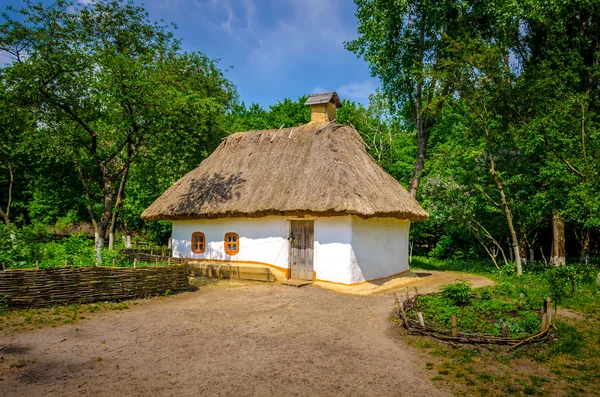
[336,80,376,104]
[78,0,94,5]
[191,0,353,74]
[311,86,327,94]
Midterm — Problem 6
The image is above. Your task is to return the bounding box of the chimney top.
[304,92,342,108]
[305,92,342,123]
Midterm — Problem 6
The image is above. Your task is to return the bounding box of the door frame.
[287,218,315,280]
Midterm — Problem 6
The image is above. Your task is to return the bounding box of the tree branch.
[541,126,585,179]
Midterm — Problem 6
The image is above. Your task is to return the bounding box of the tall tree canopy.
[0,0,236,261]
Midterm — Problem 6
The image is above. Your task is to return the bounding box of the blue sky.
[1,0,378,107]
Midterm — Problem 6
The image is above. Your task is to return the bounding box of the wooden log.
[398,299,410,331]
[451,315,458,337]
[417,312,425,327]
[502,322,508,337]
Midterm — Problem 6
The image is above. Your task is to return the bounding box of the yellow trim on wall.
[186,258,288,275]
[315,269,413,286]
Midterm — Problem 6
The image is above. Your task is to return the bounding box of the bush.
[441,279,473,306]
[546,265,579,309]
[479,288,492,301]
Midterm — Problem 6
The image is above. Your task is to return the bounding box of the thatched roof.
[141,123,428,221]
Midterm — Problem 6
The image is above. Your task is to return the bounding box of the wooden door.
[289,220,314,280]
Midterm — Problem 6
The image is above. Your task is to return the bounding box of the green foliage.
[546,265,579,309]
[0,0,236,261]
[441,279,473,306]
[413,293,540,336]
[227,95,310,132]
[479,288,492,301]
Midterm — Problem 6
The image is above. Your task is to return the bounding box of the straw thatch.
[141,122,428,221]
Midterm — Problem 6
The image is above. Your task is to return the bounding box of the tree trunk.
[529,247,534,265]
[0,167,14,225]
[580,227,590,265]
[409,120,428,197]
[93,175,114,264]
[408,20,428,198]
[485,130,522,274]
[551,213,566,266]
[108,165,129,250]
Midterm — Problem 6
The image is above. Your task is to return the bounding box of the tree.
[346,0,466,197]
[519,0,600,265]
[0,0,236,261]
[0,77,32,226]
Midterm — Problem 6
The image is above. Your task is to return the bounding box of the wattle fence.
[0,265,189,309]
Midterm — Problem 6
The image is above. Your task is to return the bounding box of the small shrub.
[494,281,514,297]
[547,266,579,310]
[441,279,473,306]
[479,288,492,301]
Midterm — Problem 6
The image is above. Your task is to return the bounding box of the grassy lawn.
[405,257,600,396]
[0,301,133,335]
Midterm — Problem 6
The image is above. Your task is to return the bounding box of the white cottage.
[141,92,428,285]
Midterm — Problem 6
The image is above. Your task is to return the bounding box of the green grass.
[404,257,600,397]
[0,300,138,334]
[408,293,541,336]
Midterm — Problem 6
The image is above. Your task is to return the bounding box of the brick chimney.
[304,92,342,123]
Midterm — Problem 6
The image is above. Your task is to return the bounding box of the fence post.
[451,315,458,337]
[2,262,5,271]
[133,258,137,270]
[64,260,68,267]
[36,260,39,270]
[502,322,508,337]
[112,258,116,267]
[540,313,549,332]
[155,258,158,267]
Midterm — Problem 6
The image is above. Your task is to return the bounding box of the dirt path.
[0,281,452,397]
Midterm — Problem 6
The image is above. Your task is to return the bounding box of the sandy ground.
[0,278,488,397]
[315,270,494,295]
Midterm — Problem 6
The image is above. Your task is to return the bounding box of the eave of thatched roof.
[141,123,428,222]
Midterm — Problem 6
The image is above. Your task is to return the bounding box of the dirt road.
[1,281,454,396]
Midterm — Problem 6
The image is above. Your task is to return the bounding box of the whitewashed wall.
[351,217,410,282]
[171,217,289,269]
[171,215,411,284]
[313,217,361,284]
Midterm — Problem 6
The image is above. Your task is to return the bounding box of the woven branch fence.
[394,288,553,349]
[119,248,173,258]
[0,265,189,309]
